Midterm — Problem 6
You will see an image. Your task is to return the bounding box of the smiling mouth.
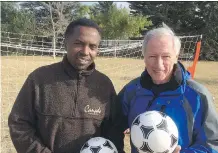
[154,70,163,73]
[79,58,89,60]
[77,58,90,64]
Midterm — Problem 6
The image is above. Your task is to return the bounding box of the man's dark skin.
[65,26,101,71]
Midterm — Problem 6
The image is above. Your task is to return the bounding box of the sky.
[80,1,130,9]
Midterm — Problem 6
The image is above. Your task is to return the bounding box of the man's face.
[144,35,178,84]
[65,26,101,70]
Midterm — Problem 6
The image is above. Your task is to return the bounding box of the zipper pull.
[77,72,83,87]
[78,72,82,80]
[160,105,166,113]
[146,94,158,111]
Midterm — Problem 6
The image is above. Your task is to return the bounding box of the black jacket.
[8,56,124,153]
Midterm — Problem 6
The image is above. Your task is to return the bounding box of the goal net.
[0,31,202,152]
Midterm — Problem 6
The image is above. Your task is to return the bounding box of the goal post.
[0,31,203,81]
[187,35,203,78]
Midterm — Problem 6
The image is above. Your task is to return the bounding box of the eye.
[90,44,98,50]
[163,55,171,59]
[74,42,82,45]
[149,56,156,59]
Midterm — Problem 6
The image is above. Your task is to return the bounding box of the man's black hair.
[64,18,102,39]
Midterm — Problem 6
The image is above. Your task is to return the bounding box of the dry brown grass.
[1,56,218,153]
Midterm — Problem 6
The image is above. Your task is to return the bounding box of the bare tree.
[21,2,80,58]
[45,2,80,58]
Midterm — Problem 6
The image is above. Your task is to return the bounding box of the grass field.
[1,56,218,153]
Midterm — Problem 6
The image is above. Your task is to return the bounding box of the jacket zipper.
[73,72,82,116]
[146,94,181,112]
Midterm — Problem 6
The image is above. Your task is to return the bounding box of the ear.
[144,55,147,64]
[176,54,179,61]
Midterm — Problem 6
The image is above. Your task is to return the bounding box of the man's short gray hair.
[142,23,181,56]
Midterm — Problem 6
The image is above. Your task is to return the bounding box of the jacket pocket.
[35,83,74,118]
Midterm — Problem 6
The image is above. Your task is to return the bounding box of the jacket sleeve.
[181,87,218,153]
[117,86,129,131]
[8,74,52,153]
[101,85,126,153]
[109,85,131,153]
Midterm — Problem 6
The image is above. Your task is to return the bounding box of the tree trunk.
[49,2,56,59]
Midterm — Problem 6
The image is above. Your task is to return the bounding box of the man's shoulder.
[186,78,214,108]
[122,77,141,93]
[29,61,62,79]
[186,79,211,96]
[117,77,141,102]
[126,77,141,87]
[93,70,114,84]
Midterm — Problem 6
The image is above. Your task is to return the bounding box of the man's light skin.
[146,34,181,153]
[173,145,181,153]
[144,34,179,85]
[65,26,101,70]
[124,34,181,153]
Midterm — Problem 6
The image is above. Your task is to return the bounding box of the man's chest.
[35,80,111,120]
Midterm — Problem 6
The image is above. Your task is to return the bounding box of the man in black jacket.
[8,18,125,153]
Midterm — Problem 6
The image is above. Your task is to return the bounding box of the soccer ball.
[130,111,179,153]
[80,137,118,153]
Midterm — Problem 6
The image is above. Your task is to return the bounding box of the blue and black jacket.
[118,62,218,153]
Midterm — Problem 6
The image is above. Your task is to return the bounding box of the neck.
[153,79,170,85]
[152,73,172,85]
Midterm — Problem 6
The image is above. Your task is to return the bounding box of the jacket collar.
[140,62,190,95]
[62,55,95,78]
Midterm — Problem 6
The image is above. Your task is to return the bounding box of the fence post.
[52,36,56,59]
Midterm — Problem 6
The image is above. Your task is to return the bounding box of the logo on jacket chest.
[84,105,101,115]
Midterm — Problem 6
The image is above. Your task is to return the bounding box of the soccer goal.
[0,31,202,152]
[1,31,202,75]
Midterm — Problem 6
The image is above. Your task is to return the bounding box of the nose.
[156,56,164,69]
[81,45,90,55]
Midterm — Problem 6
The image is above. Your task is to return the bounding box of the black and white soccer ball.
[80,137,118,153]
[130,111,179,153]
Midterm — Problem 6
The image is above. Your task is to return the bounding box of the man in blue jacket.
[118,24,218,153]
